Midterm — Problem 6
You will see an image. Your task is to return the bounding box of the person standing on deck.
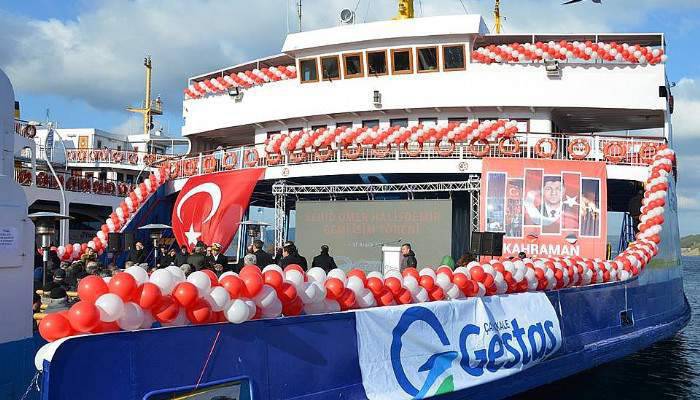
[311,245,338,273]
[399,243,417,272]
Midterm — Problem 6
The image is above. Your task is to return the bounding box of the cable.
[353,0,362,13]
[458,0,469,14]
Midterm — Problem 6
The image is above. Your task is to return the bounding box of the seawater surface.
[512,256,699,400]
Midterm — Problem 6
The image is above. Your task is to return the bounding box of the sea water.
[513,256,700,399]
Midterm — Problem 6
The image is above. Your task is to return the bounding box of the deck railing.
[14,168,137,196]
[56,148,174,167]
[165,133,666,179]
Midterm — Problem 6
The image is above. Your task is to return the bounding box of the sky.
[1,0,699,234]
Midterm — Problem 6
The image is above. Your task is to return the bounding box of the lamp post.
[28,212,71,287]
[138,224,171,268]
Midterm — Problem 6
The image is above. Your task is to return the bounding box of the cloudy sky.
[1,0,699,234]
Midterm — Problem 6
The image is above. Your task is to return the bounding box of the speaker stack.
[470,231,504,256]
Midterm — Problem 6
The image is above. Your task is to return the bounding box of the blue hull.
[36,270,690,400]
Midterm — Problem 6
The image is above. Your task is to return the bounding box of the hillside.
[681,234,700,256]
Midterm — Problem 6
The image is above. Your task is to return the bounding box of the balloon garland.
[472,41,667,65]
[184,65,297,99]
[37,147,675,346]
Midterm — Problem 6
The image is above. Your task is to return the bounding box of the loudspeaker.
[108,233,121,252]
[470,231,504,256]
[123,232,135,250]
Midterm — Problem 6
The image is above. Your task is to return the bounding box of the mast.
[494,0,502,34]
[394,0,415,20]
[127,56,162,139]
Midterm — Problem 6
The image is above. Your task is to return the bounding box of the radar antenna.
[127,56,162,137]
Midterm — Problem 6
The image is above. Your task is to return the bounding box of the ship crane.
[127,56,163,137]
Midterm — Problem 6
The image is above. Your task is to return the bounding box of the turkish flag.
[561,172,580,231]
[172,168,264,252]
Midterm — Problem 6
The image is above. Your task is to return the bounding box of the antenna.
[297,0,302,32]
[393,0,414,20]
[493,0,502,34]
[127,56,163,137]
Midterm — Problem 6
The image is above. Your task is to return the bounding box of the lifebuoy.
[17,170,31,185]
[143,154,155,165]
[36,172,49,188]
[372,144,392,158]
[638,143,658,165]
[89,150,99,162]
[183,159,197,176]
[469,138,491,157]
[266,152,282,165]
[77,150,87,162]
[603,142,627,164]
[567,138,591,160]
[80,178,91,192]
[169,161,181,179]
[128,153,138,165]
[112,151,124,163]
[118,183,129,195]
[105,182,116,194]
[244,149,259,167]
[342,145,363,160]
[222,152,238,169]
[436,141,455,157]
[534,138,557,158]
[66,177,77,191]
[404,142,422,157]
[316,146,334,161]
[289,150,306,164]
[202,155,217,173]
[22,125,36,138]
[498,137,521,156]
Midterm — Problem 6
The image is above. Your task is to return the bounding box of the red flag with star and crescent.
[172,168,264,252]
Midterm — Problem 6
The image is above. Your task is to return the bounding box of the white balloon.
[261,298,283,318]
[285,270,305,288]
[303,301,326,315]
[208,286,232,312]
[311,282,327,303]
[225,299,249,324]
[306,267,327,283]
[253,285,278,309]
[327,269,347,284]
[435,274,452,290]
[346,276,365,295]
[367,271,384,281]
[187,271,212,296]
[163,308,189,327]
[412,287,429,303]
[323,299,341,313]
[446,284,462,300]
[454,267,469,276]
[140,312,155,329]
[117,302,144,331]
[262,264,283,274]
[95,293,125,322]
[298,282,319,304]
[219,271,238,280]
[403,276,420,294]
[384,270,403,283]
[149,269,176,295]
[419,268,436,279]
[245,300,257,320]
[166,265,186,283]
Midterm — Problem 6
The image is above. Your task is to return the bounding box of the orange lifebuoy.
[128,153,138,165]
[316,146,334,161]
[289,150,306,164]
[105,182,116,194]
[36,172,49,188]
[77,150,88,162]
[638,143,658,165]
[202,155,217,173]
[372,144,392,158]
[603,142,627,164]
[222,152,238,169]
[266,152,282,165]
[244,149,259,167]
[118,183,129,195]
[404,142,423,157]
[183,159,198,176]
[112,151,124,163]
[498,137,521,156]
[535,138,557,158]
[342,145,363,160]
[169,161,181,179]
[66,177,78,191]
[469,138,491,157]
[436,140,455,157]
[17,169,31,185]
[567,138,591,160]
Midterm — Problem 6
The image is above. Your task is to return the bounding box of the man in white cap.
[207,242,227,269]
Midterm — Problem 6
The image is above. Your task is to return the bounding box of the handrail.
[15,168,138,196]
[56,148,175,167]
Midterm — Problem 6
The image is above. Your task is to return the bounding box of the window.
[390,118,409,127]
[367,50,388,76]
[391,48,413,74]
[419,117,438,126]
[299,58,318,83]
[417,47,439,72]
[443,45,466,71]
[311,124,327,131]
[117,145,122,151]
[448,117,468,124]
[362,119,380,128]
[337,122,353,128]
[320,56,340,80]
[288,127,303,134]
[343,53,364,79]
[267,130,280,138]
[97,140,102,148]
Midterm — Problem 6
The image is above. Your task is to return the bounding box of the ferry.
[0,1,691,399]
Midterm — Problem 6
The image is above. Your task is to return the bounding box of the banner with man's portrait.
[480,159,607,258]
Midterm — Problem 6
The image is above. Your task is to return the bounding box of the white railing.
[164,133,667,179]
[15,168,136,196]
[48,148,174,167]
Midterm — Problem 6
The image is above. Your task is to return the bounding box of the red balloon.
[347,269,367,284]
[172,282,199,308]
[419,275,435,291]
[401,267,420,280]
[282,297,304,316]
[284,264,305,274]
[470,266,486,282]
[39,313,73,342]
[338,288,356,311]
[483,273,495,289]
[241,272,264,298]
[376,288,395,306]
[202,269,219,287]
[436,267,453,280]
[77,275,109,303]
[240,265,262,278]
[395,288,412,305]
[136,283,162,310]
[108,272,138,301]
[277,281,298,304]
[324,278,345,300]
[91,320,120,333]
[384,277,403,296]
[152,295,180,323]
[67,301,101,333]
[263,270,284,290]
[428,286,444,301]
[366,277,384,296]
[220,275,243,299]
[186,299,212,325]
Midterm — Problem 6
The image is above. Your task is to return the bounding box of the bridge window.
[337,122,353,128]
[321,56,340,80]
[448,117,468,123]
[343,52,364,79]
[391,48,413,75]
[390,118,408,127]
[417,47,439,72]
[362,119,380,128]
[299,58,319,83]
[443,45,466,71]
[419,117,438,126]
[311,124,327,131]
[367,50,388,76]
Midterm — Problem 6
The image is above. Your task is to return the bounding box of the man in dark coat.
[252,240,274,267]
[175,245,189,266]
[128,241,146,264]
[159,248,177,268]
[311,245,338,273]
[279,242,308,271]
[206,243,228,268]
[186,241,208,271]
[399,243,417,272]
